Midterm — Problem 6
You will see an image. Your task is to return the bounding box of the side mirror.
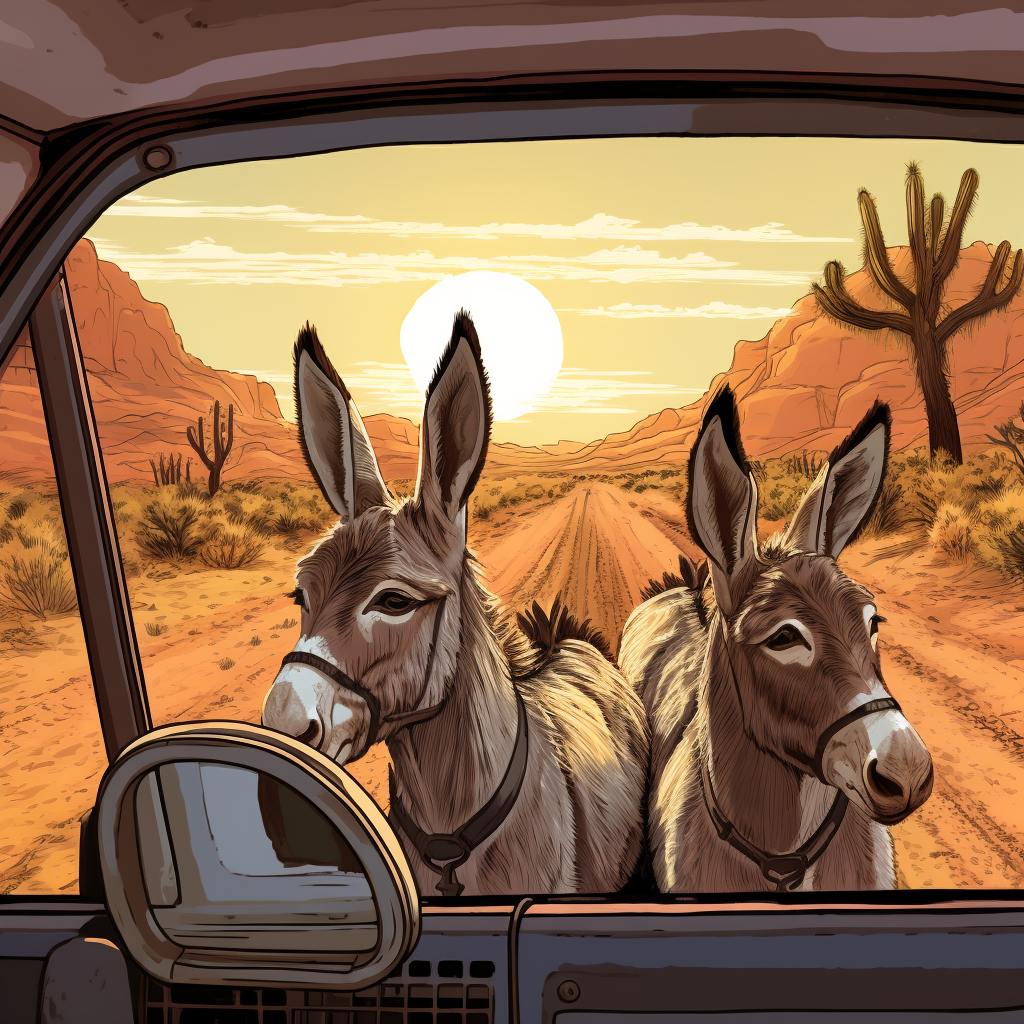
[95,721,419,990]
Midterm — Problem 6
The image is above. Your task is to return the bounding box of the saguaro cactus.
[813,164,1023,465]
[187,400,234,496]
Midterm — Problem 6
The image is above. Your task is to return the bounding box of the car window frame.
[3,69,1024,904]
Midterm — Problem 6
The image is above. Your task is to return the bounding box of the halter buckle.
[761,853,808,889]
[424,836,469,863]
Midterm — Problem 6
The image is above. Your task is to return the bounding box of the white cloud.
[521,367,703,417]
[560,300,795,319]
[235,362,424,422]
[102,196,851,244]
[237,362,700,421]
[88,237,816,287]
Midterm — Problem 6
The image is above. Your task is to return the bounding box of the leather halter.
[278,595,448,762]
[389,687,530,897]
[703,615,902,891]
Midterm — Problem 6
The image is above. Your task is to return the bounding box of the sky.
[86,137,1024,446]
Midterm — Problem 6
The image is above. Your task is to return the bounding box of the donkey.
[262,314,647,896]
[618,387,933,892]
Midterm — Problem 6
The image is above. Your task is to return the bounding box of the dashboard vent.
[147,962,496,1024]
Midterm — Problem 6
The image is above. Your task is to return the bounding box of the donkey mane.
[640,554,711,627]
[515,594,614,667]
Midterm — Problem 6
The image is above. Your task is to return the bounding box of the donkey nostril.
[295,720,322,747]
[867,758,904,801]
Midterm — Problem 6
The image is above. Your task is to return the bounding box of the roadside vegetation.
[3,420,1022,637]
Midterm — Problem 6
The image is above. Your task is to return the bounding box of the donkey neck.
[387,564,519,833]
[701,615,817,854]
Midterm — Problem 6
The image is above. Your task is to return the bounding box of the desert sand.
[2,479,1020,894]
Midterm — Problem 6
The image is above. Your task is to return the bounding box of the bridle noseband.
[277,594,448,762]
[703,614,901,891]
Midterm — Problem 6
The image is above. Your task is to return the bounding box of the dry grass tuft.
[928,503,976,562]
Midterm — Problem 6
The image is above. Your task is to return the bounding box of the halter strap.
[389,688,530,896]
[699,756,849,891]
[278,595,450,760]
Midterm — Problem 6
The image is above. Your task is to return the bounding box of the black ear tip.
[451,309,481,352]
[703,385,737,427]
[294,322,320,361]
[293,323,351,402]
[695,384,749,473]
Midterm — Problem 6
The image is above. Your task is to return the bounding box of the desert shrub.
[928,503,976,561]
[273,510,318,536]
[176,479,206,501]
[218,657,235,671]
[136,498,206,561]
[474,504,491,521]
[985,401,1024,478]
[144,622,168,636]
[973,486,1024,579]
[5,497,28,521]
[862,479,907,539]
[2,541,78,620]
[230,479,264,494]
[199,526,265,569]
[250,636,262,646]
[986,525,1024,579]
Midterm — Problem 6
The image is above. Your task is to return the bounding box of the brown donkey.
[262,314,647,896]
[619,388,933,892]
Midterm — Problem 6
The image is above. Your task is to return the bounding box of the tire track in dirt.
[846,541,1023,888]
[479,483,689,650]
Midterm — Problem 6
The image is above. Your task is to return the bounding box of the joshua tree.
[813,164,1023,465]
[187,400,234,496]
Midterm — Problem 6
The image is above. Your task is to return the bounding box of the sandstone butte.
[1,237,1021,484]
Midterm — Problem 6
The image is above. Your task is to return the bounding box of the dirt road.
[477,482,701,650]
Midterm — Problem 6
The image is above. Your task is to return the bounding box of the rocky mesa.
[483,239,1024,474]
[1,238,304,483]
[2,238,1020,485]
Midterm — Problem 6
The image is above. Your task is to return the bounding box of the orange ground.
[1,482,1020,893]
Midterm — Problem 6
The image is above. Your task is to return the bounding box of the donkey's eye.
[764,624,811,651]
[369,590,419,615]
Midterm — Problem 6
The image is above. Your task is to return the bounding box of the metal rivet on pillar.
[142,145,173,171]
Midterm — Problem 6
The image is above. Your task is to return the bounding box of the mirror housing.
[95,721,418,990]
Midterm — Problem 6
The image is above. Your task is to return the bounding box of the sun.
[400,272,563,420]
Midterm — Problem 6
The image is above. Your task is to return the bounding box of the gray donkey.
[619,387,933,892]
[263,313,647,896]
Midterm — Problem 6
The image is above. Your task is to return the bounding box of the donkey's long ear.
[415,311,491,537]
[294,323,389,523]
[687,387,759,616]
[785,401,891,559]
